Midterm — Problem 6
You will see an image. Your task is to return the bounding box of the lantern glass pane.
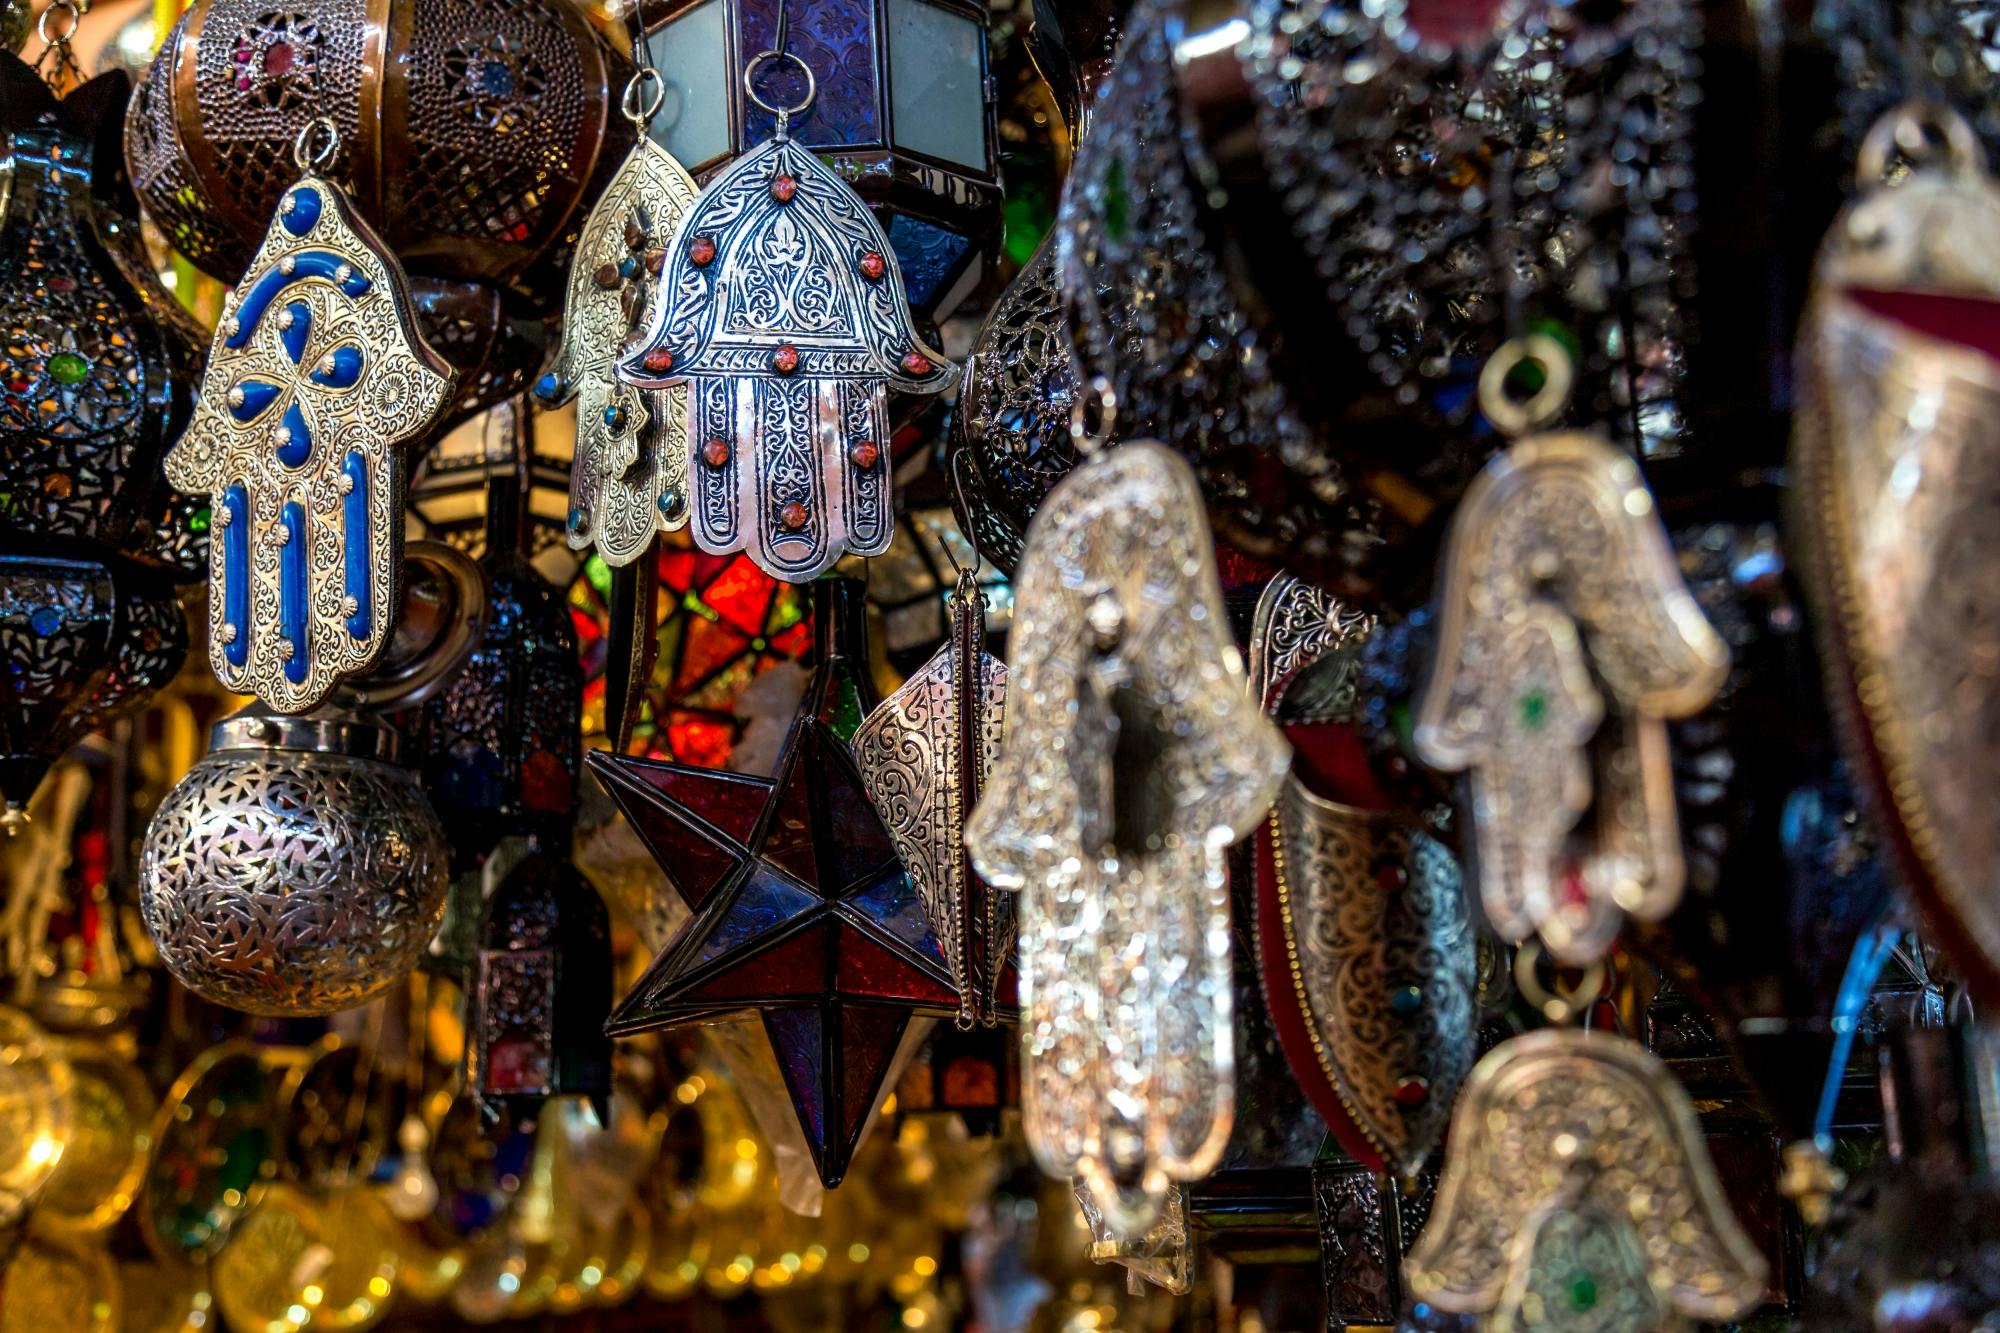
[886,0,986,171]
[649,0,733,170]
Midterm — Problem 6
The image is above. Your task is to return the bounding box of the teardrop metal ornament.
[166,122,456,713]
[854,578,1011,1028]
[538,71,699,566]
[1404,1028,1768,1330]
[1249,575,1477,1181]
[617,54,956,583]
[1791,102,2000,1007]
[1413,339,1728,965]
[965,437,1290,1239]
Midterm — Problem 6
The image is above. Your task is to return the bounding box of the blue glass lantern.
[638,0,1000,323]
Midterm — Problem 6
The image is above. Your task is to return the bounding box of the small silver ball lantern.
[140,710,450,1016]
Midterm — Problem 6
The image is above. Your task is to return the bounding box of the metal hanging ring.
[1478,333,1573,439]
[1068,373,1117,456]
[622,67,667,127]
[1857,99,1987,185]
[37,1,80,46]
[293,117,341,173]
[743,49,816,119]
[1512,940,1607,1026]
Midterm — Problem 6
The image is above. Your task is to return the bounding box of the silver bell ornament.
[139,543,483,1016]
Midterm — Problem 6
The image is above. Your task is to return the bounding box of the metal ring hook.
[1512,940,1607,1027]
[1068,373,1117,456]
[941,449,987,587]
[743,49,816,129]
[1857,99,1988,185]
[622,67,667,127]
[36,1,80,47]
[1478,333,1573,439]
[293,117,341,173]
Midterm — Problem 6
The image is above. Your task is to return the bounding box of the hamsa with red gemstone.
[616,133,954,583]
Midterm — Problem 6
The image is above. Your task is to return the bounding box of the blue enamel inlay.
[280,186,323,237]
[309,344,363,389]
[532,372,563,403]
[222,484,250,668]
[278,301,312,365]
[29,607,62,637]
[280,501,308,685]
[277,402,311,468]
[226,252,372,349]
[228,380,282,423]
[343,451,370,640]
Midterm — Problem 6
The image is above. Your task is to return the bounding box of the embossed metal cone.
[138,709,449,1017]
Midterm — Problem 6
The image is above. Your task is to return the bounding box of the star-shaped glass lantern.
[588,577,966,1187]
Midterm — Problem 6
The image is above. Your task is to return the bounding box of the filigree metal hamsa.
[166,169,454,712]
[964,441,1290,1238]
[617,130,955,582]
[536,132,699,566]
[1405,1028,1768,1331]
[1413,432,1727,965]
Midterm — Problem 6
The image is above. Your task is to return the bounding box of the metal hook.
[1478,333,1573,439]
[293,117,341,173]
[622,67,667,128]
[941,449,987,591]
[1068,373,1117,457]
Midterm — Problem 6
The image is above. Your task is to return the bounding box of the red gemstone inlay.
[1393,1076,1430,1106]
[262,41,295,76]
[780,502,808,531]
[1373,861,1408,893]
[688,235,716,267]
[848,440,879,470]
[702,438,732,469]
[858,251,886,281]
[771,174,798,203]
[900,350,932,377]
[642,347,674,373]
[772,345,800,375]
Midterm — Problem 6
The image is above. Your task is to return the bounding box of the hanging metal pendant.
[166,123,456,713]
[538,74,699,566]
[1405,1028,1768,1330]
[618,63,955,583]
[1248,574,1477,1181]
[965,439,1290,1239]
[1792,103,2000,1007]
[854,576,1011,1028]
[1413,341,1727,965]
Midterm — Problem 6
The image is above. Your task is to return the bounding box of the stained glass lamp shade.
[569,529,814,767]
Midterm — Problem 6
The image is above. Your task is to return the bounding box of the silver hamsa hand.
[165,122,455,712]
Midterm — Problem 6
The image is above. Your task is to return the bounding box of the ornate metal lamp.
[635,0,1001,323]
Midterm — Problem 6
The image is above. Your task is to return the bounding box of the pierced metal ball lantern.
[138,543,483,1016]
[637,0,1001,323]
[139,708,451,1016]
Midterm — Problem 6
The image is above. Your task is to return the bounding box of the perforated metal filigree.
[965,442,1290,1238]
[139,739,449,1017]
[854,589,1010,1027]
[166,171,456,712]
[1057,7,1373,574]
[540,134,698,566]
[1413,432,1726,965]
[620,129,955,581]
[1405,1029,1767,1328]
[949,232,1077,573]
[1241,0,1699,451]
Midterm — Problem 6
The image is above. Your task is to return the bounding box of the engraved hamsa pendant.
[166,158,455,712]
[536,131,699,566]
[1793,102,2000,1006]
[1413,422,1727,966]
[1405,1028,1769,1331]
[1249,574,1478,1181]
[965,441,1290,1239]
[853,585,1012,1028]
[617,129,955,582]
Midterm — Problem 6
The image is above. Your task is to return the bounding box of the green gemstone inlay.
[1519,689,1549,731]
[1104,156,1130,244]
[47,351,89,386]
[1567,1275,1598,1312]
[189,505,212,535]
